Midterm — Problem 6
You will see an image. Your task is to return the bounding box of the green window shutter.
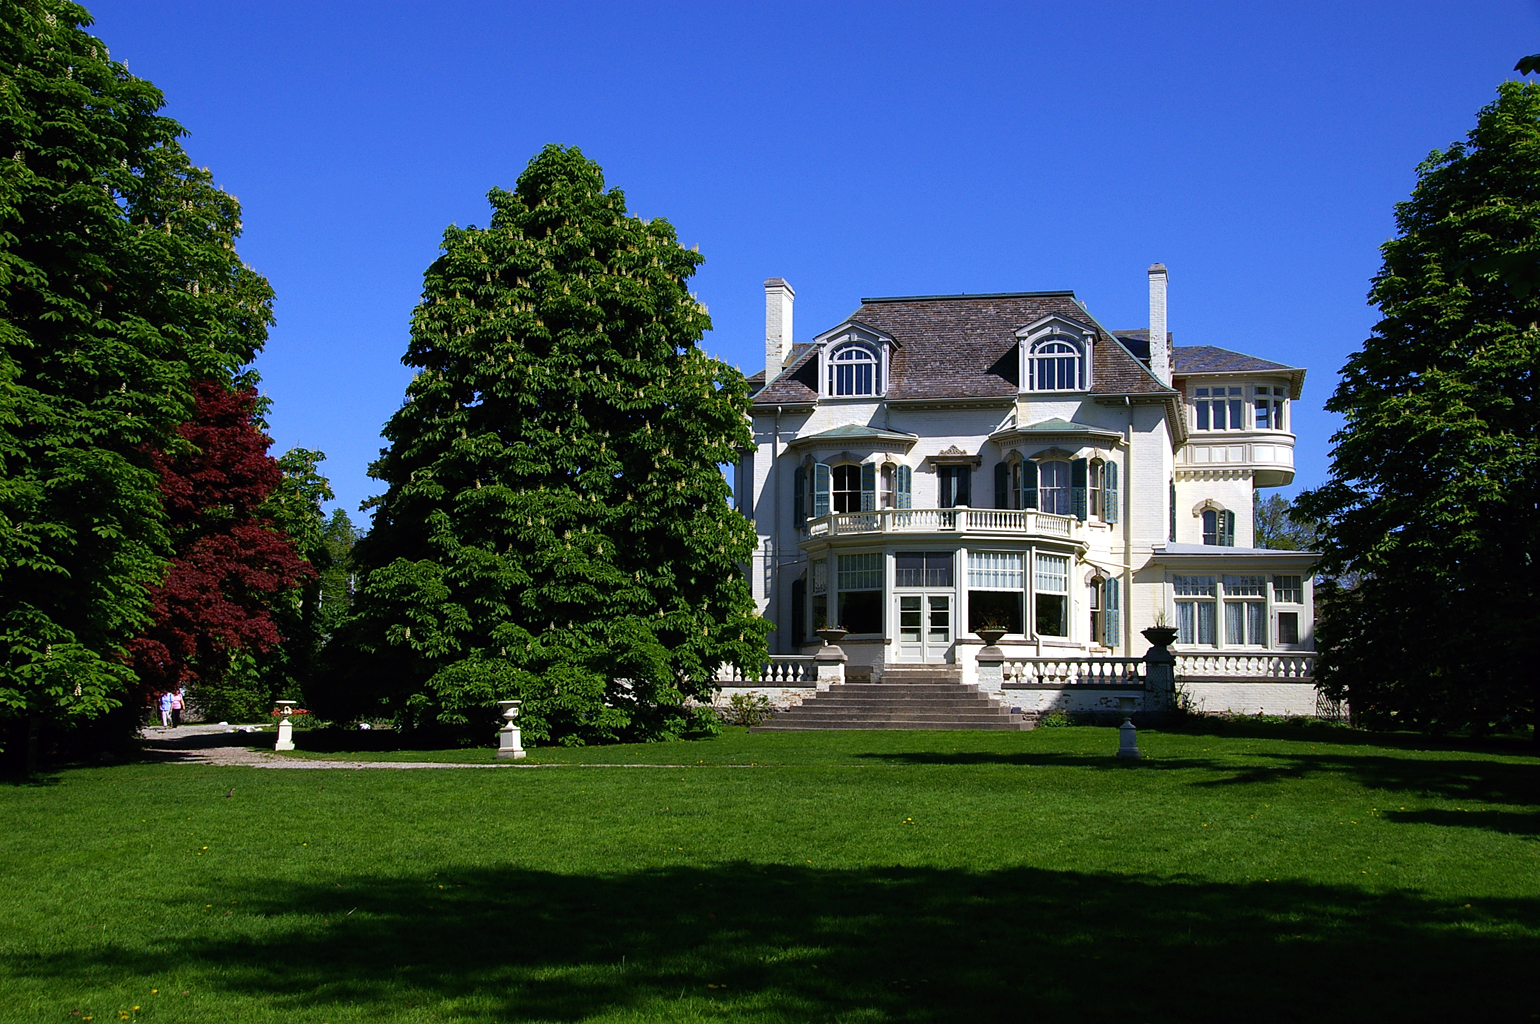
[860,462,877,511]
[793,465,806,524]
[1104,462,1119,524]
[956,466,971,507]
[896,465,912,509]
[1023,461,1038,510]
[1223,510,1235,547]
[813,463,831,518]
[994,463,1009,509]
[1071,459,1088,521]
[1105,577,1120,648]
[1169,478,1177,541]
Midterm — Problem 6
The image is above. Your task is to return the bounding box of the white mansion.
[734,266,1320,717]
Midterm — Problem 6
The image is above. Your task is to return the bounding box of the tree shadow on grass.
[11,862,1535,1022]
[1162,717,1536,754]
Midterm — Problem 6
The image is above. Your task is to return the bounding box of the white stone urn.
[496,700,526,759]
[274,700,297,751]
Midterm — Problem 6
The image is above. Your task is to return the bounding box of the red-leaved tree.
[130,381,313,697]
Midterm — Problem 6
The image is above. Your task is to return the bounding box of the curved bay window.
[828,342,880,396]
[1028,336,1085,391]
[968,552,1024,635]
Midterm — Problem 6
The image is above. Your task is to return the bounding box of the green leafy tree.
[0,2,273,767]
[1294,82,1540,736]
[1253,492,1320,551]
[329,145,766,744]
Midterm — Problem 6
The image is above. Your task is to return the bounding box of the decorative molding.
[1191,497,1228,517]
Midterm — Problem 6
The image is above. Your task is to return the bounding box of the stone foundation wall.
[713,684,818,712]
[1176,680,1318,717]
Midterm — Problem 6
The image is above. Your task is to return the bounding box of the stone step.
[749,677,1032,732]
[755,721,1028,731]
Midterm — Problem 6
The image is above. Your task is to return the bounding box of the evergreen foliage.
[332,145,766,744]
[1295,82,1540,735]
[0,1,274,759]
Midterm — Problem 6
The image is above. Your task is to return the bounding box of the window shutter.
[1105,576,1120,648]
[813,463,831,518]
[1071,458,1088,521]
[793,465,805,524]
[1169,478,1177,542]
[1023,461,1038,510]
[956,466,971,507]
[939,467,954,509]
[1223,510,1235,547]
[994,463,1009,509]
[896,465,912,509]
[860,462,877,511]
[1104,462,1119,524]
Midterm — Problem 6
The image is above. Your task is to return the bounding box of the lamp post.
[496,700,526,759]
[1116,695,1141,760]
[274,700,297,751]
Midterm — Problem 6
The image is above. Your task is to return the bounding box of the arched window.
[828,343,879,396]
[1028,337,1084,391]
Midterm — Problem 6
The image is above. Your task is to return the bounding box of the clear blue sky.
[89,0,1540,519]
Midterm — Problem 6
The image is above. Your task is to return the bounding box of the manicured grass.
[2,725,1536,1022]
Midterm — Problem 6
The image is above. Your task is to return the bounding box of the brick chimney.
[1147,263,1171,387]
[765,278,794,380]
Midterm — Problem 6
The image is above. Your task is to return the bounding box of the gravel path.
[138,724,516,769]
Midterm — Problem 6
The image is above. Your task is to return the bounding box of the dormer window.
[1029,337,1085,391]
[1016,315,1094,393]
[828,342,880,396]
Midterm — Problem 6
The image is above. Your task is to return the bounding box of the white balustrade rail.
[1176,653,1316,680]
[1001,657,1147,687]
[803,507,1078,539]
[715,656,818,685]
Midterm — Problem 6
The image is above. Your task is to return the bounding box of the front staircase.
[752,665,1032,731]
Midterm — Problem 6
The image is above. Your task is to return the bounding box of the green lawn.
[2,725,1536,1023]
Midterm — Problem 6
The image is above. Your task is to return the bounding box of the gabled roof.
[751,292,1173,407]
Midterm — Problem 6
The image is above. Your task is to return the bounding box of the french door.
[897,594,952,662]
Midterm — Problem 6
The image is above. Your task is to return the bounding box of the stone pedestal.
[1116,695,1141,759]
[496,700,526,759]
[1141,627,1178,713]
[975,645,1005,691]
[274,700,296,751]
[814,627,848,691]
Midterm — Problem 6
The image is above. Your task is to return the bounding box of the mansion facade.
[735,266,1321,717]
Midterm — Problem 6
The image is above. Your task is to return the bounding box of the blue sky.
[89,1,1540,519]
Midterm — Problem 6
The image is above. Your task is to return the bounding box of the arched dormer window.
[828,342,880,396]
[1028,336,1084,391]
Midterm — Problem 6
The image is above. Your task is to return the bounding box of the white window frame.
[827,342,880,397]
[1016,316,1094,394]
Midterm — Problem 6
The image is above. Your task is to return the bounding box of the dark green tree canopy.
[333,145,766,743]
[0,0,274,748]
[1295,82,1540,734]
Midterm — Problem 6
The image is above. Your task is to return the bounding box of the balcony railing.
[804,507,1079,540]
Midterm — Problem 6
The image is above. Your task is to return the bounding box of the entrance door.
[897,594,952,662]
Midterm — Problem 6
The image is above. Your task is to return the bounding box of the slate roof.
[1173,345,1298,375]
[751,292,1172,407]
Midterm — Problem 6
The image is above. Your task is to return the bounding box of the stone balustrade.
[714,656,818,686]
[1176,652,1315,680]
[1000,657,1148,688]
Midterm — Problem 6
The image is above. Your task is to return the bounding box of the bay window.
[836,552,883,634]
[1175,575,1218,645]
[1254,385,1288,430]
[1223,574,1267,646]
[1194,386,1244,430]
[1034,553,1070,637]
[968,552,1024,635]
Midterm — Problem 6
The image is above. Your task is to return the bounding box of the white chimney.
[1147,263,1171,387]
[764,278,794,379]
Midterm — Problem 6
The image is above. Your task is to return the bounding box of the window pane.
[1277,611,1300,644]
[1173,575,1216,596]
[837,553,882,591]
[1223,575,1266,597]
[1197,602,1217,645]
[1039,461,1070,515]
[1036,593,1067,637]
[840,590,883,634]
[811,559,827,595]
[1247,601,1265,645]
[968,591,1023,634]
[1177,601,1196,644]
[1273,575,1303,604]
[967,551,1023,589]
[1225,601,1245,645]
[927,596,951,642]
[899,595,922,641]
[1034,553,1069,593]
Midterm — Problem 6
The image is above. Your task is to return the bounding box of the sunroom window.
[1174,575,1217,645]
[828,343,880,396]
[836,552,883,634]
[1194,386,1244,430]
[1254,385,1288,430]
[1223,574,1267,646]
[1034,553,1070,637]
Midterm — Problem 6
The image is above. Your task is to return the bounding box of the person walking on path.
[170,688,185,728]
[158,691,174,729]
